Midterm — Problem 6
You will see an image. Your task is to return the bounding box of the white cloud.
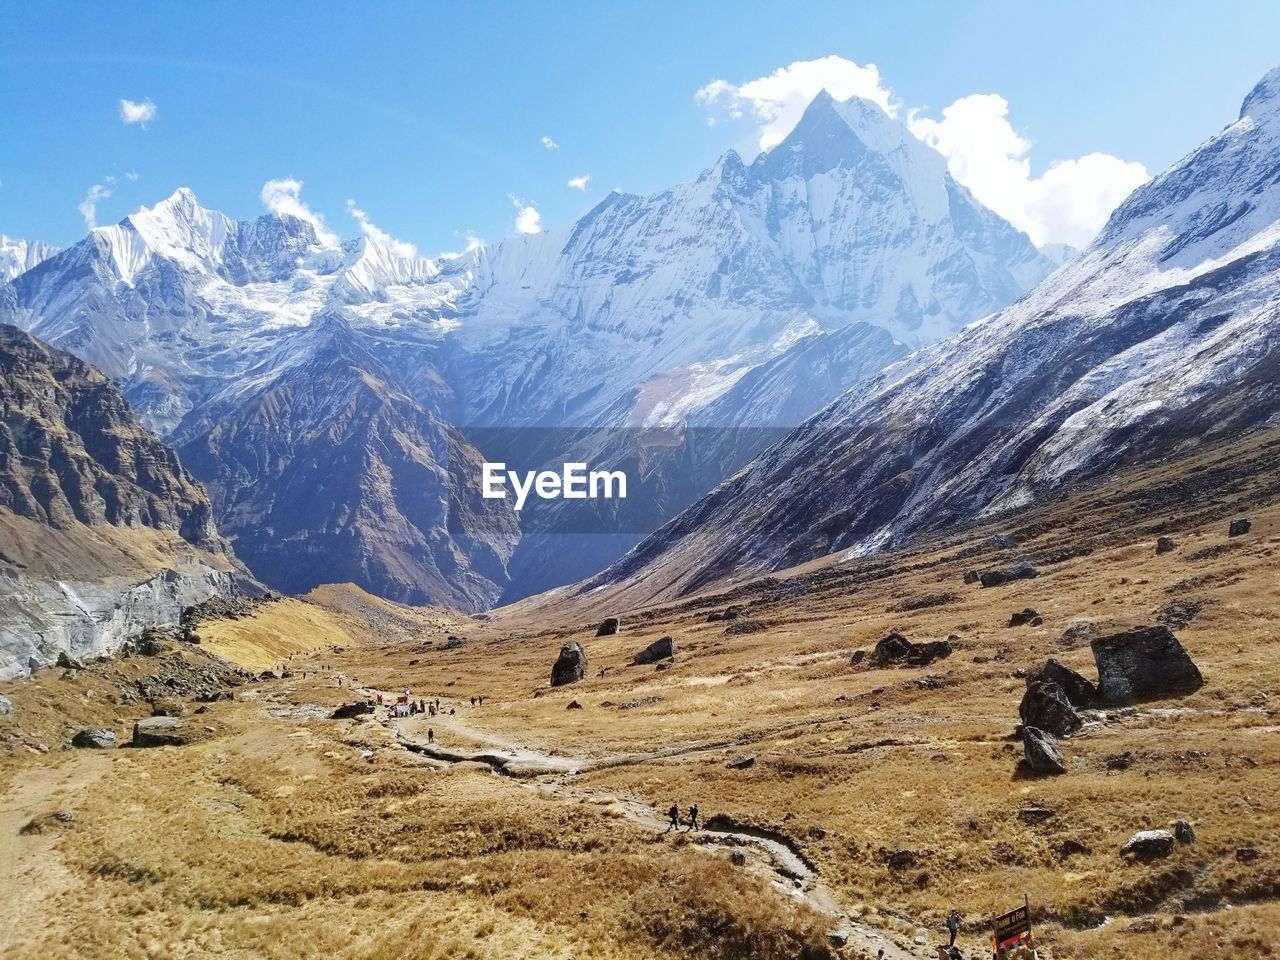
[346,199,417,258]
[124,170,140,182]
[567,174,591,191]
[260,177,339,246]
[119,98,157,126]
[908,94,1150,247]
[439,232,485,260]
[509,195,541,235]
[696,55,896,152]
[697,56,1149,247]
[78,180,115,229]
[541,136,558,151]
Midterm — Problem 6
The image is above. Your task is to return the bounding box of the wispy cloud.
[540,136,558,151]
[439,232,485,260]
[346,199,417,258]
[119,98,157,127]
[260,177,339,246]
[509,194,541,235]
[79,180,115,229]
[567,174,591,191]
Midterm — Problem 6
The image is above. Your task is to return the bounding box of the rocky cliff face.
[0,324,225,549]
[172,313,518,609]
[594,65,1280,598]
[0,325,239,677]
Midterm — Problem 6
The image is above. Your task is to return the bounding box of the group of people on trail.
[468,696,487,706]
[665,802,699,832]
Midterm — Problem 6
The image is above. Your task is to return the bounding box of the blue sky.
[3,0,1279,253]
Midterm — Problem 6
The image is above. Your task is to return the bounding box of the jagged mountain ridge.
[0,235,57,284]
[592,65,1280,599]
[0,90,1061,608]
[449,90,1056,429]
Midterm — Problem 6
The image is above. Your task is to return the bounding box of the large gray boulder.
[979,560,1039,588]
[1031,659,1097,708]
[1091,626,1203,704]
[1019,680,1082,737]
[632,635,676,665]
[132,715,201,747]
[873,632,951,667]
[71,728,116,749]
[595,617,620,636]
[1023,727,1066,775]
[1121,829,1175,859]
[551,641,587,686]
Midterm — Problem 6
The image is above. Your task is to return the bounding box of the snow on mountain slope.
[0,235,56,284]
[0,189,471,435]
[448,90,1057,428]
[0,89,1061,608]
[594,64,1280,599]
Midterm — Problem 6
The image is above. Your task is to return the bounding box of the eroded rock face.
[1091,625,1204,704]
[1023,726,1066,774]
[551,641,587,686]
[1020,680,1082,737]
[632,636,676,665]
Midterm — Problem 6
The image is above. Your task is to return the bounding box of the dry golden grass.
[3,430,1280,957]
[197,597,363,673]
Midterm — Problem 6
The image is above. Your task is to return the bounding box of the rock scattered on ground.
[1023,726,1066,775]
[331,701,375,720]
[978,560,1039,588]
[1020,680,1082,737]
[872,632,952,667]
[132,715,204,748]
[1091,625,1204,704]
[70,728,116,749]
[1121,829,1175,860]
[706,605,742,622]
[1009,608,1043,627]
[1228,518,1251,537]
[1174,820,1196,844]
[551,641,587,686]
[1029,659,1097,708]
[595,617,620,636]
[725,755,755,769]
[617,696,664,710]
[1156,536,1177,554]
[632,635,676,665]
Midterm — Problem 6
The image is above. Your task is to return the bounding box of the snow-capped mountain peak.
[1241,65,1280,122]
[0,234,57,283]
